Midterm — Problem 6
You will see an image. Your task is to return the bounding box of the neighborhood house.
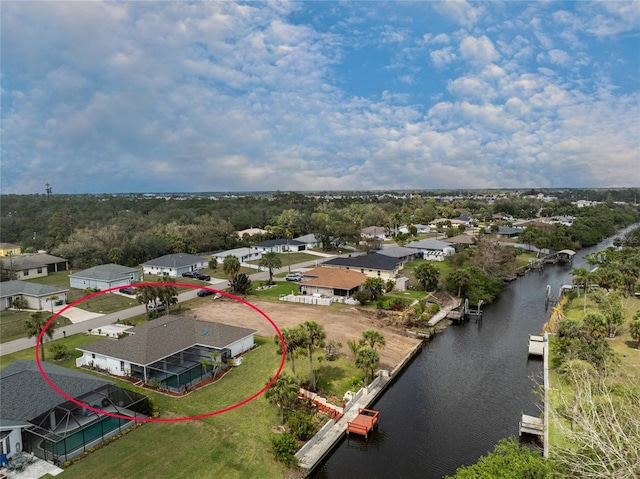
[69,264,140,291]
[0,361,150,465]
[141,253,208,278]
[0,253,69,280]
[321,253,402,280]
[300,267,368,299]
[76,316,257,393]
[0,280,68,312]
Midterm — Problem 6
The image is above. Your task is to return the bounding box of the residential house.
[397,224,430,235]
[76,315,257,392]
[360,226,390,241]
[212,247,262,265]
[69,264,140,291]
[294,234,320,249]
[321,253,402,280]
[0,281,68,312]
[406,239,456,261]
[0,360,150,464]
[300,267,368,299]
[141,253,208,278]
[444,234,476,251]
[255,239,306,253]
[0,253,69,280]
[0,243,21,257]
[376,246,419,264]
[490,226,523,238]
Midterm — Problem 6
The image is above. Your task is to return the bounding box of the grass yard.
[0,310,73,343]
[4,336,291,479]
[247,251,319,268]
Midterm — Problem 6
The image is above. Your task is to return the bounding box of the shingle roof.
[406,239,454,250]
[70,263,139,281]
[302,267,368,289]
[142,253,208,268]
[0,280,69,299]
[322,253,400,271]
[377,246,417,258]
[0,253,68,270]
[0,242,20,249]
[445,234,476,245]
[256,238,305,248]
[294,234,319,244]
[78,315,257,366]
[0,360,112,425]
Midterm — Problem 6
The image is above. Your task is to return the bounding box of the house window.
[23,270,29,276]
[120,361,125,371]
[92,354,95,359]
[377,271,381,276]
[37,267,43,274]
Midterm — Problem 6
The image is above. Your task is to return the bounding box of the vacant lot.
[195,298,420,371]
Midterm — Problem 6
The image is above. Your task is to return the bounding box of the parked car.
[285,272,302,281]
[193,272,211,281]
[119,287,135,295]
[148,301,167,312]
[182,271,197,278]
[197,289,214,297]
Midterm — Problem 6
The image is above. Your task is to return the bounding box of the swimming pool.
[41,415,131,456]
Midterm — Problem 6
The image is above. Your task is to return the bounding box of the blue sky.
[1,1,639,194]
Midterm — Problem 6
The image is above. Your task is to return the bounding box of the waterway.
[312,227,635,479]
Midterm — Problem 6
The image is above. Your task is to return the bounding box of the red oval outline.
[36,282,286,422]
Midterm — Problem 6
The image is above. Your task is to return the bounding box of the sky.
[1,1,639,194]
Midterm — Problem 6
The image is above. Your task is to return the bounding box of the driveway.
[53,305,104,324]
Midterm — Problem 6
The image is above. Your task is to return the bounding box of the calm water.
[312,229,633,479]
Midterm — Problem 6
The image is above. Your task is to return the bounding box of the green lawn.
[247,252,319,268]
[0,310,73,343]
[4,336,291,479]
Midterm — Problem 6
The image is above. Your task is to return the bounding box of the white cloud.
[459,35,500,67]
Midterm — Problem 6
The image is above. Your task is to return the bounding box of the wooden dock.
[347,409,379,438]
[528,335,545,356]
[519,414,544,437]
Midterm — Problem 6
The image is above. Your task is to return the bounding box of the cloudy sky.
[1,1,639,194]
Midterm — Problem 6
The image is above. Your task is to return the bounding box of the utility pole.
[45,182,52,200]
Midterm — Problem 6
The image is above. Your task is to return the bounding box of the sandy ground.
[193,298,421,371]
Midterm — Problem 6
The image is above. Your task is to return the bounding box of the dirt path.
[193,298,420,370]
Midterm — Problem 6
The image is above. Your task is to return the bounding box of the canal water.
[312,229,633,479]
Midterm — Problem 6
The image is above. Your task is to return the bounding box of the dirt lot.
[193,298,421,371]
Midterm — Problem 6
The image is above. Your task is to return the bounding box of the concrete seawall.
[295,339,425,474]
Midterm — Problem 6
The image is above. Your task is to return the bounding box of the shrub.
[49,343,69,361]
[270,432,298,466]
[286,409,319,441]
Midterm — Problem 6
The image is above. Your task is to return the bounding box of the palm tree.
[136,286,156,317]
[259,251,282,285]
[279,325,306,376]
[46,294,60,314]
[361,329,386,352]
[414,262,440,291]
[223,255,241,280]
[265,373,299,426]
[301,321,326,391]
[25,311,54,361]
[447,268,472,298]
[355,346,379,385]
[571,267,591,313]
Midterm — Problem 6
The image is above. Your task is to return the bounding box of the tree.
[447,437,550,479]
[135,286,157,317]
[278,325,306,376]
[414,262,440,291]
[446,268,472,298]
[301,321,326,391]
[549,363,640,479]
[46,295,60,314]
[222,255,240,280]
[25,311,54,361]
[571,267,592,313]
[229,273,252,295]
[360,277,386,301]
[629,313,640,349]
[201,351,223,379]
[265,373,299,426]
[355,346,379,385]
[12,297,28,312]
[361,329,386,352]
[208,258,218,271]
[594,290,625,338]
[259,251,282,284]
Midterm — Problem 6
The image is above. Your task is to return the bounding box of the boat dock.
[347,409,379,438]
[295,340,424,474]
[519,414,544,438]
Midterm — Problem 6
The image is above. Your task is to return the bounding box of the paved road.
[0,253,338,356]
